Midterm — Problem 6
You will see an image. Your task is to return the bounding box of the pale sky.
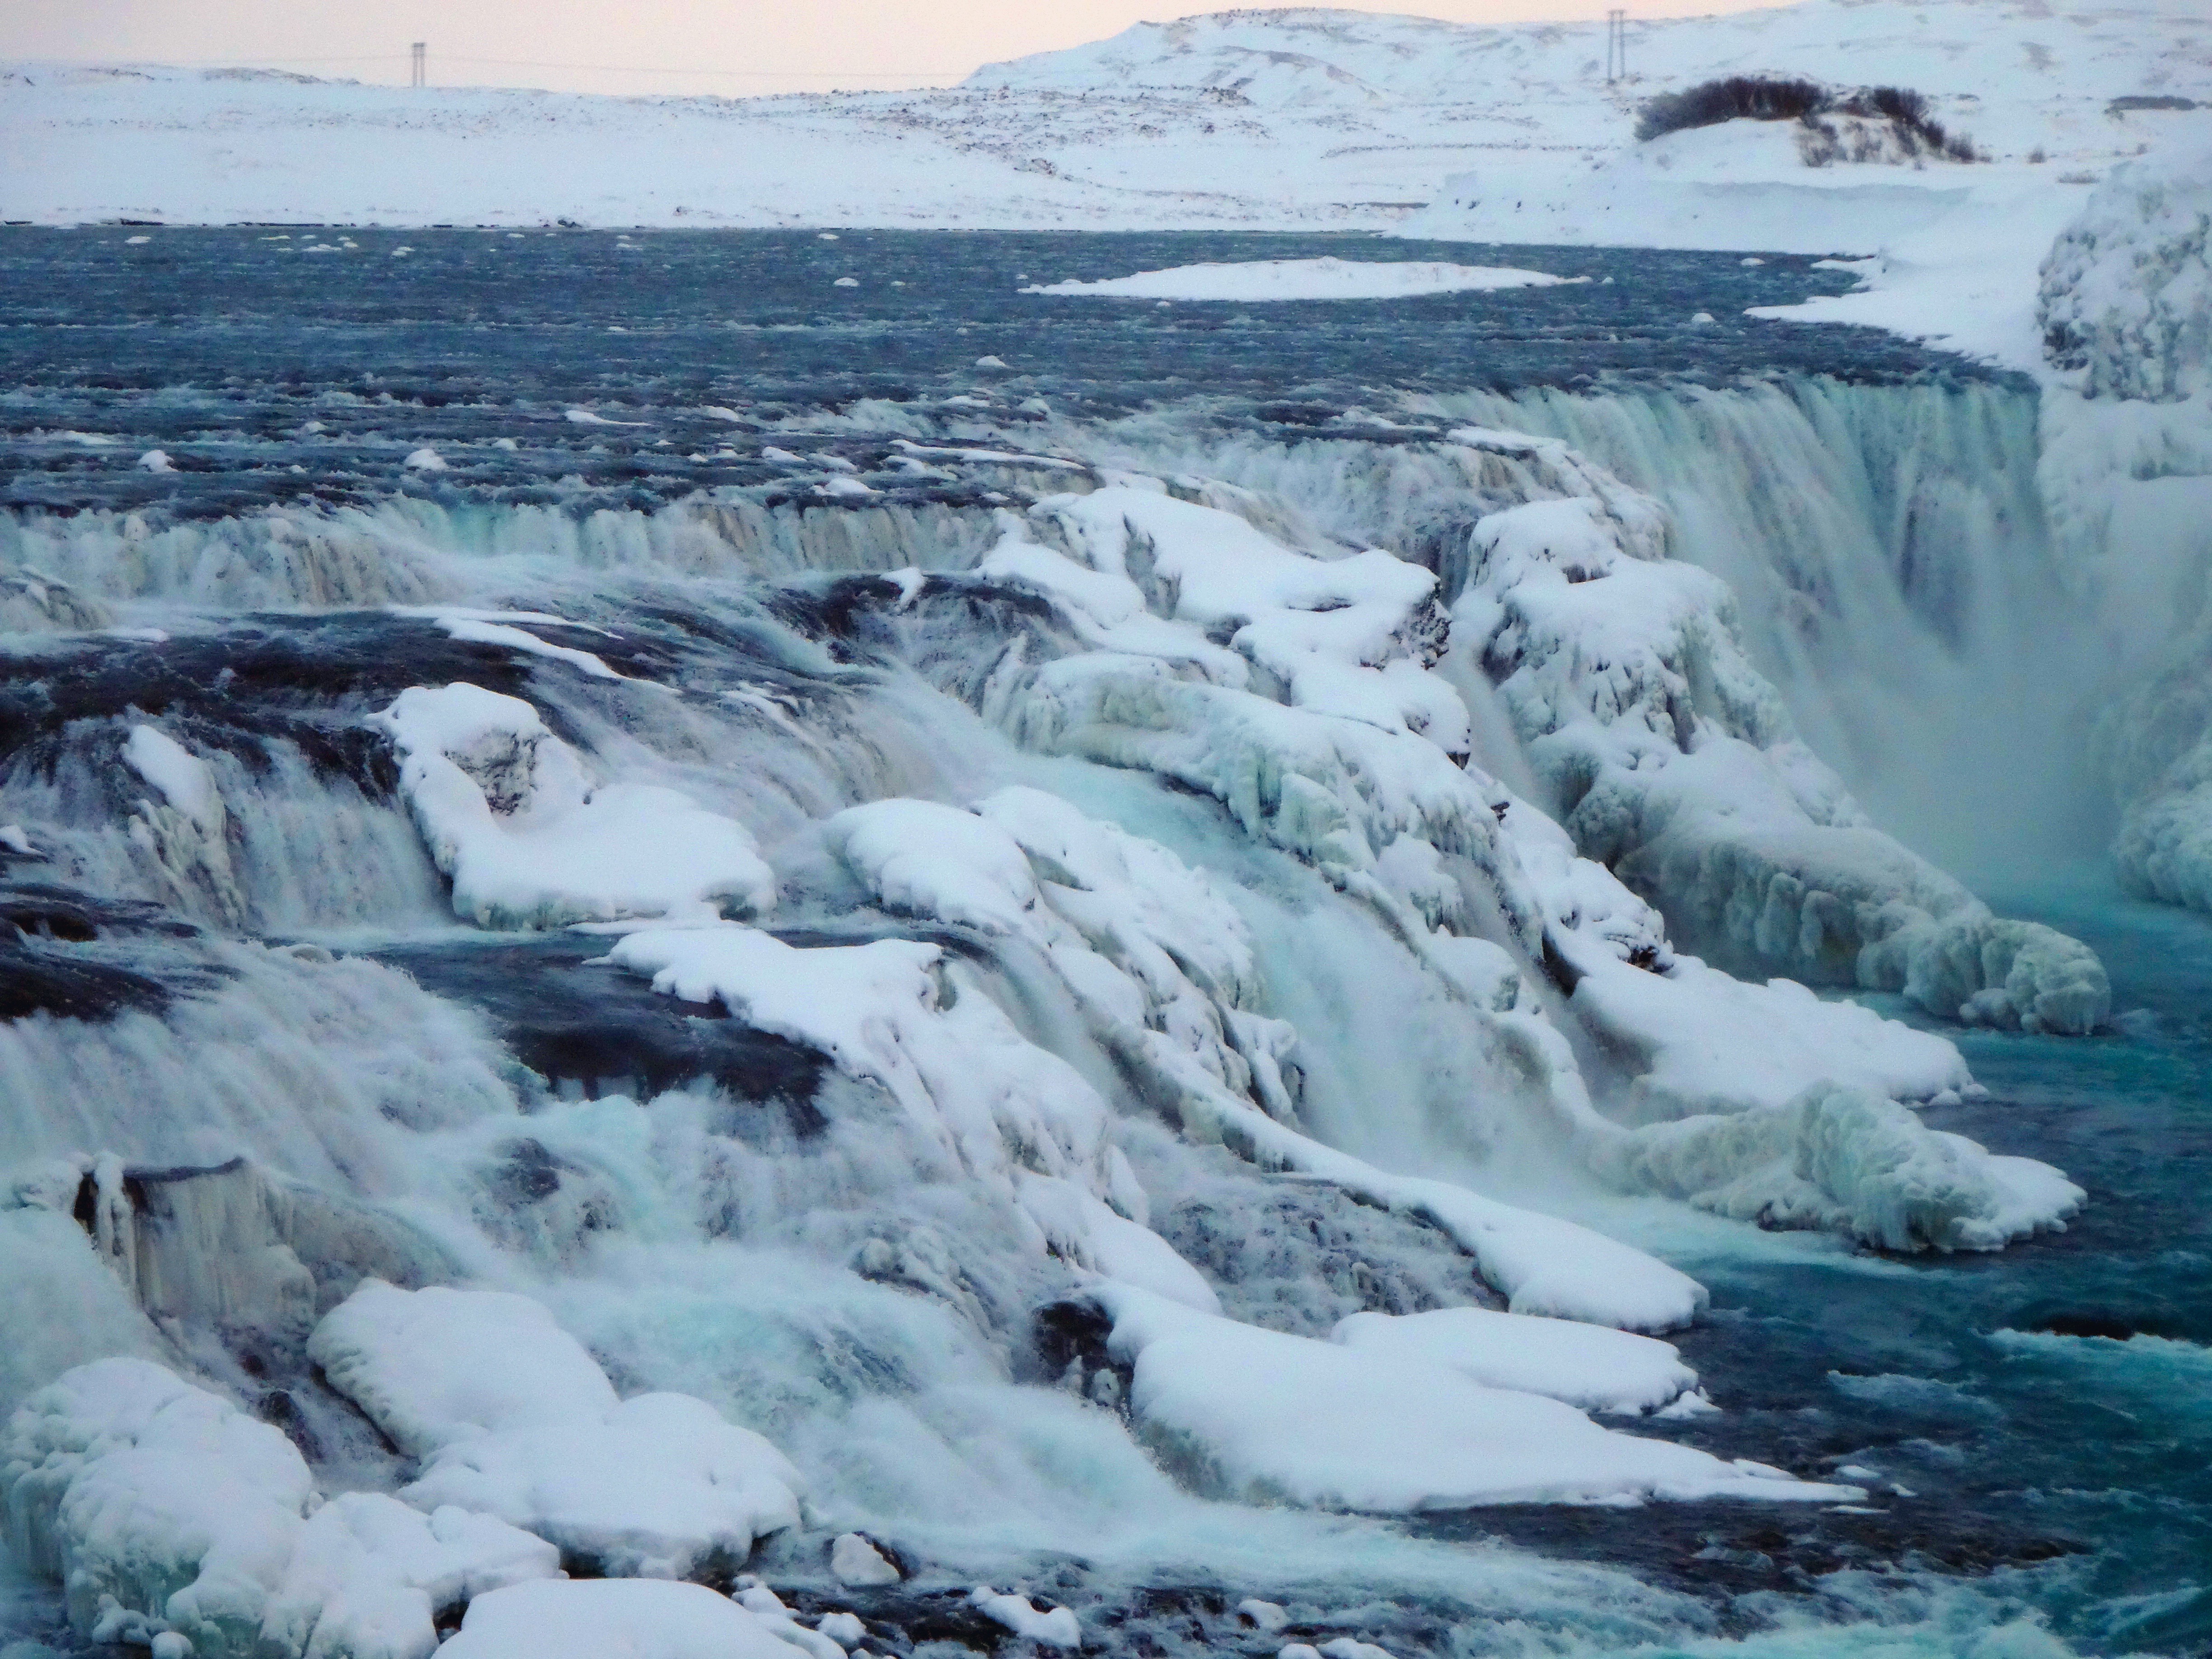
[2,0,1784,95]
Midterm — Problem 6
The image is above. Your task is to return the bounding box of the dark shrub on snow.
[1636,75,1978,161]
[1633,76,1826,141]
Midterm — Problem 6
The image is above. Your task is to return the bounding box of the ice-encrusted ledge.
[1447,425,2110,1035]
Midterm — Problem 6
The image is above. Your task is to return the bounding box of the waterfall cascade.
[0,347,2144,1656]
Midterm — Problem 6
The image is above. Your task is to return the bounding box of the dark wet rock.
[371,936,828,1120]
[1153,1179,1502,1337]
[0,881,223,1019]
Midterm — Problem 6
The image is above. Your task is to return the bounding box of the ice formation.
[2039,140,2212,919]
[2039,138,2212,403]
[1020,259,1582,301]
[1447,428,2109,1035]
[1329,1308,1704,1417]
[923,467,2081,1249]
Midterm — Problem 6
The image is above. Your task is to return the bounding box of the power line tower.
[410,41,426,88]
[1606,9,1626,82]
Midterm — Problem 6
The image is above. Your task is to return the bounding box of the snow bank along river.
[0,228,2204,1659]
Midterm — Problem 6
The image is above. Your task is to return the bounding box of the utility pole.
[1606,10,1626,82]
[410,41,426,88]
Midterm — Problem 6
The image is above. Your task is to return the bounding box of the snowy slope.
[977,0,2212,151]
[6,0,2206,237]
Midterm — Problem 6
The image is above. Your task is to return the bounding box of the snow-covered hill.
[7,0,2205,239]
[975,0,2210,147]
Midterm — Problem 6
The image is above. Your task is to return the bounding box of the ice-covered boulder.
[1597,1082,2083,1251]
[372,683,774,928]
[970,1586,1082,1647]
[0,1359,556,1659]
[3,1357,313,1657]
[2039,137,2212,403]
[306,1283,621,1458]
[437,1579,800,1659]
[2111,703,2212,915]
[398,1395,803,1581]
[308,1283,802,1578]
[828,1531,902,1586]
[260,1495,558,1659]
[1090,1285,1850,1509]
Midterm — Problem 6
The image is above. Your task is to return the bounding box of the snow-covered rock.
[437,1579,799,1659]
[1090,1285,1852,1510]
[815,790,1706,1330]
[259,1496,558,1659]
[1330,1308,1704,1417]
[305,1283,620,1458]
[308,1283,802,1578]
[605,923,1125,1211]
[122,726,225,839]
[970,1587,1081,1647]
[398,1397,803,1582]
[372,683,774,928]
[828,1532,901,1586]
